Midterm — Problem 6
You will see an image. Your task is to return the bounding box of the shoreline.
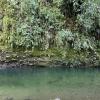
[0,51,99,69]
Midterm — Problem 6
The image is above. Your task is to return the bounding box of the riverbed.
[0,68,100,100]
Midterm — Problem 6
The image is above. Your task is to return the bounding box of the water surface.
[0,67,100,100]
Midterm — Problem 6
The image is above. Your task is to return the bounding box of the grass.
[31,48,65,58]
[31,48,88,62]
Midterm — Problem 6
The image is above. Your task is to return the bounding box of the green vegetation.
[0,0,100,58]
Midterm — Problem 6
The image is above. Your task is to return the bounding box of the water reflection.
[0,67,99,100]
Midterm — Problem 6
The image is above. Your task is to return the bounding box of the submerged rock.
[54,98,61,100]
[24,99,32,100]
[24,97,32,100]
[50,97,61,100]
[4,97,14,100]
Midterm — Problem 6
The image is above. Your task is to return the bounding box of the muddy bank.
[0,51,99,69]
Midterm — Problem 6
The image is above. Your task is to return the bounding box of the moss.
[65,49,88,61]
[31,49,54,57]
[0,44,91,63]
[31,48,88,61]
[31,48,66,58]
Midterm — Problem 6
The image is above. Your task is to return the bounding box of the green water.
[0,68,100,100]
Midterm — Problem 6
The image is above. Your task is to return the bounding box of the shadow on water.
[0,67,100,86]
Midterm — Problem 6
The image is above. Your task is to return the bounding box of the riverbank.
[0,50,100,69]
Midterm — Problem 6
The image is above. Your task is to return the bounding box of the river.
[0,67,100,100]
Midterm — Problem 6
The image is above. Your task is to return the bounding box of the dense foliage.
[0,0,100,54]
[60,0,85,18]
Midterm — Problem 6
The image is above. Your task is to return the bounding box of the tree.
[77,0,100,34]
[60,0,85,18]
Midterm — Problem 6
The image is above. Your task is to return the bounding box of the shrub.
[74,35,95,51]
[56,29,76,48]
[60,0,85,18]
[0,0,64,50]
[77,0,100,34]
